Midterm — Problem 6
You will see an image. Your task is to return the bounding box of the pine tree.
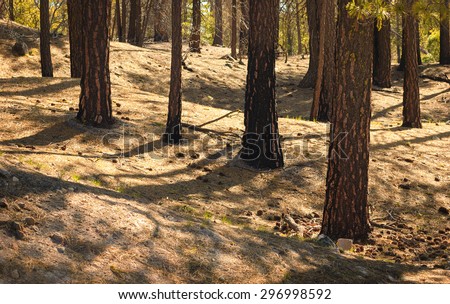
[40,0,53,77]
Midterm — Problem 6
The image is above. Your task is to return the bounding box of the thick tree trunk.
[154,0,169,42]
[295,0,302,56]
[399,17,421,70]
[231,0,237,58]
[310,0,335,122]
[373,18,392,88]
[77,0,113,127]
[121,0,127,42]
[402,0,422,128]
[321,0,373,241]
[238,0,249,56]
[165,0,183,144]
[40,0,53,77]
[440,0,450,64]
[299,0,319,88]
[68,0,83,78]
[116,0,123,42]
[189,0,201,52]
[240,0,284,170]
[213,0,223,46]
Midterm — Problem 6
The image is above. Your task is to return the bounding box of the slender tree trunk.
[213,0,223,45]
[373,18,392,88]
[310,0,335,122]
[286,2,294,56]
[77,0,113,127]
[402,0,422,128]
[116,0,123,42]
[189,0,201,52]
[231,0,237,58]
[441,0,450,64]
[299,0,319,88]
[321,0,373,241]
[8,0,13,21]
[240,0,283,170]
[40,0,53,77]
[396,12,401,63]
[165,0,183,144]
[128,0,142,45]
[68,0,83,78]
[239,0,249,56]
[121,0,127,42]
[154,0,169,42]
[295,0,302,56]
[416,20,422,65]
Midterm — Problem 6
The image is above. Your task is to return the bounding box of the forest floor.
[0,20,449,283]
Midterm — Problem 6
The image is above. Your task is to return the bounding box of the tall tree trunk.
[399,17,421,71]
[310,0,335,122]
[165,0,183,144]
[238,0,249,57]
[8,0,13,21]
[68,0,83,78]
[373,18,392,88]
[77,0,113,127]
[240,0,284,170]
[396,12,401,63]
[116,0,123,42]
[121,0,127,42]
[295,0,302,56]
[299,0,319,88]
[416,20,422,66]
[402,0,422,128]
[286,1,294,56]
[189,0,201,52]
[154,0,169,42]
[40,0,53,77]
[440,0,450,64]
[128,0,142,45]
[213,0,223,45]
[231,0,237,58]
[321,0,373,241]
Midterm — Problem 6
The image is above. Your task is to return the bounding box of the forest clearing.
[0,0,449,285]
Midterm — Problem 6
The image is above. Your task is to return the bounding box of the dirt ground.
[0,20,449,283]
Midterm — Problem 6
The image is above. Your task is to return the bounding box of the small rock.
[399,183,412,190]
[245,211,253,216]
[175,152,185,158]
[317,234,337,248]
[336,238,353,251]
[24,217,36,226]
[12,176,19,183]
[11,270,20,279]
[50,233,65,245]
[12,41,28,56]
[438,207,449,215]
[435,176,441,182]
[256,210,264,216]
[68,187,75,192]
[57,247,65,254]
[9,221,25,240]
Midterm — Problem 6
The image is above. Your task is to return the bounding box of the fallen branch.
[420,74,450,84]
[283,214,304,235]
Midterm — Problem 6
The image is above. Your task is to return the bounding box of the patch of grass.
[173,204,196,214]
[203,211,213,220]
[71,174,82,182]
[0,151,4,157]
[89,178,103,187]
[221,216,233,225]
[25,159,45,170]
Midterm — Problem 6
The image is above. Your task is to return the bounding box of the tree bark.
[231,0,237,58]
[213,0,223,45]
[373,18,392,88]
[40,0,53,77]
[8,0,13,21]
[299,0,319,88]
[165,0,183,144]
[440,0,450,64]
[310,0,335,122]
[68,0,83,78]
[116,0,123,42]
[189,0,201,52]
[128,0,142,46]
[240,0,284,170]
[295,0,302,56]
[121,0,127,42]
[77,0,113,127]
[154,0,169,42]
[321,0,373,241]
[238,0,249,56]
[402,0,422,128]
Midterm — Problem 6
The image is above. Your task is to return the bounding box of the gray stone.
[317,234,337,248]
[11,270,20,279]
[336,238,353,251]
[12,176,19,183]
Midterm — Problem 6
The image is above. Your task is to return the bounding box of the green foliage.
[425,29,440,63]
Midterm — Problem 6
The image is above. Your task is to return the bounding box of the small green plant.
[203,211,213,220]
[89,178,103,187]
[174,204,196,214]
[221,216,233,225]
[71,174,82,182]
